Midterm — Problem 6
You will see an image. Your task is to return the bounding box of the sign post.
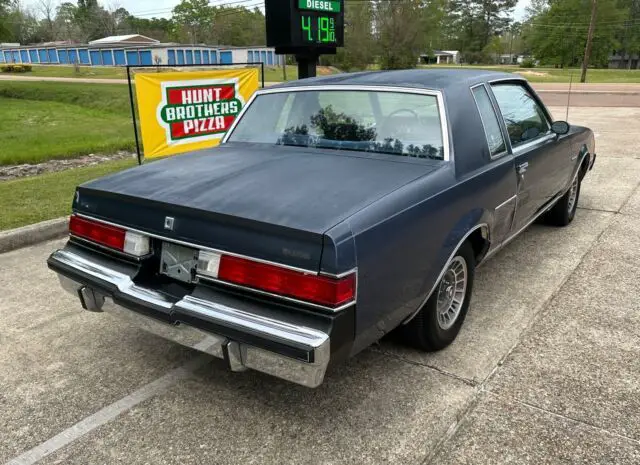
[265,0,344,78]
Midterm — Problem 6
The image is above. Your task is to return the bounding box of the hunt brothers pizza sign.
[134,69,259,159]
[159,83,242,141]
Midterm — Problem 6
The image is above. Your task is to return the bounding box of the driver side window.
[491,83,550,147]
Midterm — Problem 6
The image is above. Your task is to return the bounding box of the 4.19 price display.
[265,0,344,53]
[301,14,337,44]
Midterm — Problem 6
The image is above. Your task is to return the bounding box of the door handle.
[517,162,529,175]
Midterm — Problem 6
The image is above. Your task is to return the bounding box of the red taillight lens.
[69,215,126,251]
[218,255,356,308]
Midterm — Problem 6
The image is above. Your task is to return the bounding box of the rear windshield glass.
[227,90,445,160]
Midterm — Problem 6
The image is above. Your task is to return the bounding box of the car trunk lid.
[74,143,441,270]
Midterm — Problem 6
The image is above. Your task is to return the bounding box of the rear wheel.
[544,175,581,226]
[402,242,475,351]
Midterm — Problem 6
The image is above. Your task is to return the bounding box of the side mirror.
[551,121,570,135]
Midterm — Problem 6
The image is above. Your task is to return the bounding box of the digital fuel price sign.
[266,0,344,54]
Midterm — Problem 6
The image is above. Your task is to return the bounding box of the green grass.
[0,81,134,165]
[12,64,340,83]
[0,97,134,165]
[415,64,640,83]
[0,158,136,231]
[28,64,127,79]
[261,65,341,83]
[0,80,132,114]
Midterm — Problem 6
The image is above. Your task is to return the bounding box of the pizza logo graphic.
[157,78,244,144]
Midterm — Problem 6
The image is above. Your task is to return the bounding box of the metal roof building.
[0,35,281,67]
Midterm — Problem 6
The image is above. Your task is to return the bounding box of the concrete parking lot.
[1,105,639,465]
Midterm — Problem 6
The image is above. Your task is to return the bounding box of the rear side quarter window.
[472,85,506,158]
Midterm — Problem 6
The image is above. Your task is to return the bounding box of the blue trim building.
[0,35,281,68]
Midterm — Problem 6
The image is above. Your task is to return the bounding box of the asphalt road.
[1,107,639,464]
[2,74,639,107]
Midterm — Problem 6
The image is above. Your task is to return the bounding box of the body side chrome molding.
[482,152,587,263]
[221,84,451,162]
[402,223,489,325]
[495,194,517,211]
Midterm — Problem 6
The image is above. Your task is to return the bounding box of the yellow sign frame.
[134,68,259,160]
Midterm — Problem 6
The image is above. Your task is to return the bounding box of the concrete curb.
[0,217,68,254]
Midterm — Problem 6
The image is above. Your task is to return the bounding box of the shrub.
[519,59,536,68]
[0,64,31,73]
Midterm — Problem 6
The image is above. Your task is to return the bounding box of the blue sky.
[24,0,532,20]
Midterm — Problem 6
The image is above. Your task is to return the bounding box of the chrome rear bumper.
[50,248,331,388]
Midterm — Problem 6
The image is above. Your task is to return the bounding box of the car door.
[490,82,566,232]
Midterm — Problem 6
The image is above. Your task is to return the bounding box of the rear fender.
[403,210,490,324]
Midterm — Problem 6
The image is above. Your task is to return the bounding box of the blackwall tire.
[402,242,476,352]
[544,175,581,227]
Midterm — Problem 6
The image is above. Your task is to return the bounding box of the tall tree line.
[2,0,638,69]
[522,0,638,68]
[0,0,265,46]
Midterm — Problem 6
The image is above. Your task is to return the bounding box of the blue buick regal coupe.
[48,70,596,387]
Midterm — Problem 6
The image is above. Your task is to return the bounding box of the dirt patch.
[318,66,341,75]
[516,70,551,78]
[0,151,135,182]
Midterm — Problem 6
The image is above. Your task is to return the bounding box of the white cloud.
[514,0,531,20]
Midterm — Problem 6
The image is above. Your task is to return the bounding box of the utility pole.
[580,0,597,83]
[282,54,287,81]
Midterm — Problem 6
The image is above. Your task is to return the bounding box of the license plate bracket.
[160,242,198,284]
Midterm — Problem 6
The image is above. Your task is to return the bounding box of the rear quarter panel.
[338,157,516,355]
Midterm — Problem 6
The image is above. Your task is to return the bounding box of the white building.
[419,50,460,65]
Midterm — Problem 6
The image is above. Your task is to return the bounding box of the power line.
[128,0,264,17]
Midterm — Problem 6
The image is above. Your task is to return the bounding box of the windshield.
[227,90,445,160]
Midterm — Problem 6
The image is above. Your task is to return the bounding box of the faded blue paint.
[47,48,57,63]
[90,50,101,65]
[210,51,217,64]
[194,50,201,64]
[13,50,20,62]
[260,51,267,63]
[20,50,29,63]
[101,50,113,65]
[126,50,139,65]
[220,51,232,64]
[177,50,185,65]
[202,50,209,64]
[79,49,90,64]
[38,49,48,62]
[0,52,4,63]
[140,50,152,65]
[185,50,193,64]
[58,49,69,64]
[68,49,78,64]
[168,50,176,65]
[114,50,126,65]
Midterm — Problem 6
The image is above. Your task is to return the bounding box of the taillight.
[69,215,149,257]
[197,251,355,309]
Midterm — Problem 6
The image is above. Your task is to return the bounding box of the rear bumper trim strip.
[49,248,331,388]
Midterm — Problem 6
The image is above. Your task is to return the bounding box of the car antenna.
[566,71,574,121]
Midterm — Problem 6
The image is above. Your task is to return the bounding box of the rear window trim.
[470,83,508,160]
[222,84,451,162]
